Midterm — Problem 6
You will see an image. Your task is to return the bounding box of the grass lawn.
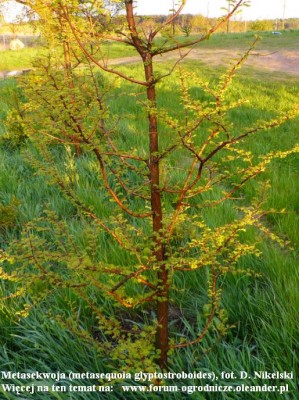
[194,30,299,51]
[1,29,298,71]
[0,47,45,71]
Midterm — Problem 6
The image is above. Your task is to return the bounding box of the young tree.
[179,15,193,37]
[1,0,298,372]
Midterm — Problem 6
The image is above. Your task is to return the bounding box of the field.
[0,30,298,399]
[1,30,299,72]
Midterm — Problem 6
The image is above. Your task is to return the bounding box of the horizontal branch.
[170,272,219,349]
[152,0,245,56]
[110,266,155,293]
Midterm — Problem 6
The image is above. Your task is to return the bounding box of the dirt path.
[2,49,298,79]
[109,49,299,76]
[185,49,299,76]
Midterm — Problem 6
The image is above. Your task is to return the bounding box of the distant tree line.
[1,12,299,37]
[133,15,299,35]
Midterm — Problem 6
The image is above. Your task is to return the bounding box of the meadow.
[0,31,298,399]
[1,30,299,71]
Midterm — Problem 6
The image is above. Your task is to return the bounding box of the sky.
[1,0,299,22]
[135,0,299,20]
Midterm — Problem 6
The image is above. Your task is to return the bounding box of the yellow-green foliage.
[0,109,27,148]
[0,83,27,148]
[0,0,298,371]
[0,197,20,231]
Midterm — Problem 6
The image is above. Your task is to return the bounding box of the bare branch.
[61,4,149,86]
[152,1,246,56]
[170,273,220,349]
[150,1,187,40]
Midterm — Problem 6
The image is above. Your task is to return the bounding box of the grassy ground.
[1,30,298,71]
[0,31,298,399]
[0,23,37,35]
[0,43,136,71]
[0,47,45,71]
[194,30,299,51]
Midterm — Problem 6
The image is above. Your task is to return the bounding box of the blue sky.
[2,0,299,22]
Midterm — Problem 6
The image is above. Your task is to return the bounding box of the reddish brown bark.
[144,58,169,370]
[125,0,170,370]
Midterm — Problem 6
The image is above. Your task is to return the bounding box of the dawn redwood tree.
[59,0,252,369]
[1,0,298,371]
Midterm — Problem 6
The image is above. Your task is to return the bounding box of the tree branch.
[152,0,246,56]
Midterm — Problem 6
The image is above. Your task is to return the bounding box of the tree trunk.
[144,54,169,370]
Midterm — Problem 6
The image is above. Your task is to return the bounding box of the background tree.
[249,19,274,32]
[179,14,193,37]
[191,14,209,33]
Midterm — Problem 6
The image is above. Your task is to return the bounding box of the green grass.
[0,23,37,35]
[0,47,46,71]
[0,33,298,399]
[193,30,299,51]
[0,44,136,72]
[2,29,298,71]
